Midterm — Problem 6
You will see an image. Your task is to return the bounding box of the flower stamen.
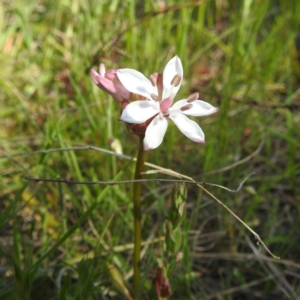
[157,73,163,100]
[151,93,160,101]
[150,73,159,87]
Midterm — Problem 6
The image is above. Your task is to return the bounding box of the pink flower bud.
[155,266,171,299]
[91,63,131,102]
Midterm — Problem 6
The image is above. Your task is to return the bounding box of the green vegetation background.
[1,0,300,299]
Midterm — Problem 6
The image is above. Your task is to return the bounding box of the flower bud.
[155,265,171,299]
[91,63,131,102]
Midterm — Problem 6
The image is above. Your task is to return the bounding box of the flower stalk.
[133,135,146,297]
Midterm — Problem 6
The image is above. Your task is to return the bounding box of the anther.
[187,92,199,103]
[180,104,193,112]
[151,93,159,101]
[170,74,182,87]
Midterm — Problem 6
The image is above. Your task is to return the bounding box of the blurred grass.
[1,0,300,299]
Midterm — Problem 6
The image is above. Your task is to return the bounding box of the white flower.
[117,56,218,150]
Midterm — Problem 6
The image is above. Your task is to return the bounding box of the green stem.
[133,136,146,298]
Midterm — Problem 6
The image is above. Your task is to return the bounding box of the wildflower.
[91,63,130,102]
[117,56,218,150]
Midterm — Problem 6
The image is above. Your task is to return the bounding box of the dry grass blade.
[21,144,280,259]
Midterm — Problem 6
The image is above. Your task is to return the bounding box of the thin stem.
[133,136,146,298]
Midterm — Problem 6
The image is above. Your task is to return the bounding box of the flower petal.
[162,56,183,100]
[99,63,106,76]
[168,99,188,112]
[117,69,155,99]
[181,100,219,117]
[119,100,159,124]
[144,115,168,150]
[169,112,205,143]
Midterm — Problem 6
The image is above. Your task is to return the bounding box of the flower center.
[162,110,170,118]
